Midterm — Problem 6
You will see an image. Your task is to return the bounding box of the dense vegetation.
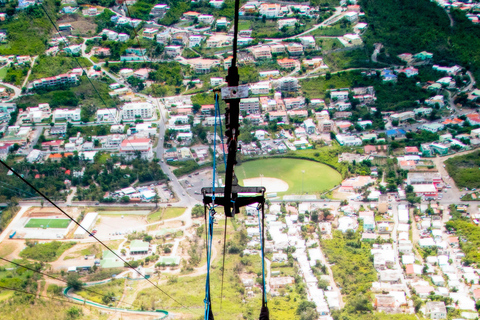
[445,150,480,189]
[322,230,377,313]
[19,241,76,262]
[446,205,480,266]
[300,70,433,111]
[361,0,480,81]
[0,205,19,234]
[0,0,57,55]
[30,56,92,80]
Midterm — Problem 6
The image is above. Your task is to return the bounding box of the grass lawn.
[235,158,342,195]
[24,218,71,229]
[0,243,16,266]
[0,67,7,80]
[147,207,186,223]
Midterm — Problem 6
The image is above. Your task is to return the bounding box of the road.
[21,55,38,89]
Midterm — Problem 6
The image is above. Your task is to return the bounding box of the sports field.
[235,158,342,195]
[24,218,71,229]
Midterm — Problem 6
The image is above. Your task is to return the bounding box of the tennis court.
[24,218,71,229]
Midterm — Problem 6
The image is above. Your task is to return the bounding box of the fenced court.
[25,218,71,229]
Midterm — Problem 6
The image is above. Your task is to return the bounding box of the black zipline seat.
[201,184,266,215]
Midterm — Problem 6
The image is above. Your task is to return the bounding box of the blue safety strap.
[257,206,267,304]
[204,208,215,319]
[204,93,225,319]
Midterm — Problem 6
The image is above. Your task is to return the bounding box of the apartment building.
[239,97,260,114]
[250,81,270,95]
[31,74,78,89]
[120,102,154,120]
[252,46,272,60]
[53,108,81,122]
[277,58,296,69]
[119,138,153,160]
[286,43,303,56]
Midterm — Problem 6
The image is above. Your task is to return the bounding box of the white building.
[96,108,118,123]
[119,138,153,160]
[53,108,81,122]
[73,212,98,239]
[189,35,203,47]
[120,102,154,120]
[249,81,270,95]
[26,149,42,163]
[336,134,362,146]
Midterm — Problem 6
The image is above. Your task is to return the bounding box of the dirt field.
[243,177,289,193]
[57,14,98,36]
[0,240,24,265]
[94,214,146,238]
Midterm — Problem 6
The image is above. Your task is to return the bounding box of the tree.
[153,190,160,208]
[192,204,203,218]
[66,274,83,291]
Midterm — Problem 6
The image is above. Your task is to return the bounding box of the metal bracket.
[221,85,249,100]
[202,185,265,217]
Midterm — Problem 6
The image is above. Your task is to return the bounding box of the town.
[1,0,480,319]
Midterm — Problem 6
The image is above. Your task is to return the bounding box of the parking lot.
[178,169,213,201]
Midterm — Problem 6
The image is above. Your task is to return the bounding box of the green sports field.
[25,218,71,229]
[235,158,342,195]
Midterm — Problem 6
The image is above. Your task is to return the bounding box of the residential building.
[133,68,150,80]
[150,4,169,18]
[31,74,78,89]
[198,14,214,24]
[299,36,315,48]
[284,97,305,109]
[53,108,81,122]
[425,95,445,108]
[269,111,287,122]
[391,111,414,122]
[50,124,67,135]
[189,35,203,48]
[286,43,303,56]
[210,77,224,86]
[119,138,153,159]
[192,59,219,74]
[239,98,260,114]
[250,81,270,95]
[165,45,182,58]
[303,119,316,135]
[345,11,358,22]
[277,77,298,92]
[270,44,285,54]
[120,102,154,120]
[343,33,362,45]
[96,108,118,123]
[278,18,297,29]
[252,46,272,60]
[330,90,349,101]
[336,134,362,146]
[277,58,296,69]
[397,66,418,77]
[425,301,447,319]
[259,3,281,18]
[419,123,444,133]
